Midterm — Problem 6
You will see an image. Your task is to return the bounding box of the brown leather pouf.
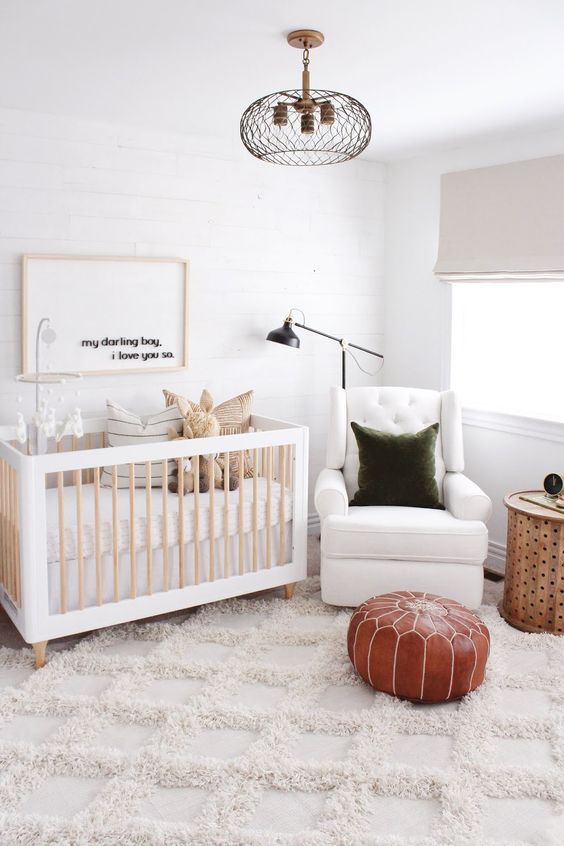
[348,591,490,703]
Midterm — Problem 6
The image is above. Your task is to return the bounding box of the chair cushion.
[350,421,443,509]
[322,506,488,565]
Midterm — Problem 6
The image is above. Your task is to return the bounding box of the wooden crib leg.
[33,641,48,669]
[284,583,296,600]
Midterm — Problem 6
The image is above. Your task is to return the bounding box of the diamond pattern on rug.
[89,722,154,753]
[246,789,327,833]
[499,687,552,717]
[390,733,454,769]
[260,644,317,665]
[504,649,549,674]
[206,611,263,630]
[54,673,113,697]
[136,785,209,824]
[489,737,554,768]
[291,731,352,762]
[0,715,65,745]
[0,578,562,846]
[483,797,557,842]
[0,666,33,689]
[317,683,375,711]
[290,614,335,632]
[183,642,234,663]
[101,638,156,658]
[187,727,258,759]
[19,776,106,818]
[229,681,287,708]
[137,677,204,704]
[365,796,439,837]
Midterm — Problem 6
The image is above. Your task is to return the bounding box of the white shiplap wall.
[0,107,385,510]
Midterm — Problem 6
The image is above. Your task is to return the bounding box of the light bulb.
[41,326,57,345]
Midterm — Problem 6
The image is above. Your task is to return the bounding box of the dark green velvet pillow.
[350,421,444,509]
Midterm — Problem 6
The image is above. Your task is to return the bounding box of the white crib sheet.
[45,478,293,565]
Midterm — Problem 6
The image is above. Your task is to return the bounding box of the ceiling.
[1,0,564,159]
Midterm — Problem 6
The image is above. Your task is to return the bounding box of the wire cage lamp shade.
[240,30,372,166]
[241,89,371,166]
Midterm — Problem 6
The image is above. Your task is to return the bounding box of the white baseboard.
[487,540,506,575]
[308,511,506,575]
[308,513,320,535]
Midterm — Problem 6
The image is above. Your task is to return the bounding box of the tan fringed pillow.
[163,389,254,477]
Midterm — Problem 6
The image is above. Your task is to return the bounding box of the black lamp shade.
[266,320,300,348]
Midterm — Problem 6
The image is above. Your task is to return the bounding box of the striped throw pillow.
[101,400,184,488]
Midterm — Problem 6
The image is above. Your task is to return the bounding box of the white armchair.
[314,387,491,608]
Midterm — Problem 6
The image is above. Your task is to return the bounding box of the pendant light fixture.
[240,30,371,166]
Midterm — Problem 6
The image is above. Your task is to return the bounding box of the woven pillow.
[163,388,254,478]
[101,400,183,488]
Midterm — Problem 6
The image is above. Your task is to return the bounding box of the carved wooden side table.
[502,491,564,634]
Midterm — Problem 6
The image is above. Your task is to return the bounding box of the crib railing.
[46,438,295,615]
[0,414,307,644]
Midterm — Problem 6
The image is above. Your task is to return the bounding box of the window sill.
[462,407,564,443]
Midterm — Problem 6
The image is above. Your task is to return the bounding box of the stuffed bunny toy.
[168,389,238,494]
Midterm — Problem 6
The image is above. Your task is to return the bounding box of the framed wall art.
[22,255,189,376]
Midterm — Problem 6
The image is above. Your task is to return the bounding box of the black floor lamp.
[266,309,383,389]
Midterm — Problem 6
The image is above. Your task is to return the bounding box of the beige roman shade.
[434,154,564,278]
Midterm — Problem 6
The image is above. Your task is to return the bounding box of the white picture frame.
[22,255,189,376]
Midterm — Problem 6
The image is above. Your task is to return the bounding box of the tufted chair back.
[326,387,465,501]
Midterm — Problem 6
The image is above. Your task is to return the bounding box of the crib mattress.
[46,478,293,564]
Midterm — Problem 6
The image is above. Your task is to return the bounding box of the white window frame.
[439,274,564,443]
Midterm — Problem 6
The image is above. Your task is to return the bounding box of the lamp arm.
[293,322,384,359]
[347,340,384,360]
[293,321,341,344]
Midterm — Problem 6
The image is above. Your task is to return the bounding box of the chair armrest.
[443,472,492,523]
[315,468,349,522]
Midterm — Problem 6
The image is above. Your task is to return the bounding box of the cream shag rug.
[0,578,562,846]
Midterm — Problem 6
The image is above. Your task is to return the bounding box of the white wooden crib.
[0,414,308,667]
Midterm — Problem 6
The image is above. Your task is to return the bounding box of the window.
[450,281,564,423]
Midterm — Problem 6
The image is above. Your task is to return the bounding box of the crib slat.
[223,452,230,578]
[252,449,258,572]
[193,455,200,585]
[288,443,293,491]
[279,445,286,564]
[129,463,136,599]
[85,433,92,482]
[56,443,67,614]
[162,459,169,591]
[208,456,215,580]
[75,468,85,610]
[94,465,102,606]
[0,461,6,593]
[2,461,9,595]
[112,465,119,602]
[178,458,185,588]
[266,446,272,568]
[145,462,153,595]
[4,462,9,596]
[238,450,245,575]
[12,466,20,606]
[5,464,13,599]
